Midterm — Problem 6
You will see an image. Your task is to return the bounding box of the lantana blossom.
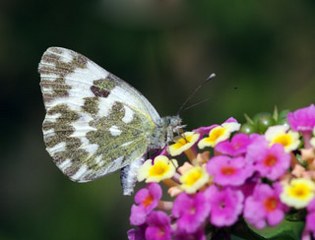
[130,183,162,226]
[311,128,315,148]
[287,104,315,132]
[244,183,287,229]
[168,131,200,156]
[215,133,252,156]
[179,165,210,193]
[145,211,172,240]
[246,138,291,180]
[172,191,210,234]
[205,185,244,227]
[173,228,206,240]
[137,156,178,183]
[265,125,300,152]
[280,178,315,209]
[128,225,146,240]
[303,198,315,239]
[198,121,241,149]
[206,155,254,186]
[128,103,315,240]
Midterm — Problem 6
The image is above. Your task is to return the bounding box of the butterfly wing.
[39,47,159,182]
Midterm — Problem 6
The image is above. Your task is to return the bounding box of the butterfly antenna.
[182,98,210,112]
[177,73,216,115]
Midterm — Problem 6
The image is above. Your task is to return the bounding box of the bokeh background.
[1,0,315,239]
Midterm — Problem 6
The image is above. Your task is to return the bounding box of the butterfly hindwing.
[39,47,158,182]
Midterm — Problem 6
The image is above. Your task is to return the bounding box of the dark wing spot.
[90,85,110,97]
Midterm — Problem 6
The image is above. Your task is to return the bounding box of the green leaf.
[246,219,304,240]
[277,109,290,125]
[244,113,254,125]
[273,106,279,122]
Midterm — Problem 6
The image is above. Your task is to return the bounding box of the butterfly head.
[166,115,184,132]
[162,115,186,144]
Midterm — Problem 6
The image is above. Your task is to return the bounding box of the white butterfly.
[38,47,183,194]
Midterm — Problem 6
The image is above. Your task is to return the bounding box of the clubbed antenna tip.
[177,73,216,115]
[207,73,216,81]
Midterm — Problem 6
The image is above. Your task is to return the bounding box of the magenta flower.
[206,155,254,186]
[205,185,244,227]
[244,183,287,229]
[193,117,238,135]
[288,104,315,132]
[193,124,218,136]
[246,139,291,180]
[303,198,315,239]
[172,191,210,234]
[215,133,252,156]
[130,183,162,226]
[173,228,206,240]
[239,176,260,198]
[145,211,172,240]
[128,226,146,240]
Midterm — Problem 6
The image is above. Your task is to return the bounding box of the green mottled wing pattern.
[38,47,160,182]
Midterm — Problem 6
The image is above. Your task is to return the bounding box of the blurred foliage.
[1,0,315,239]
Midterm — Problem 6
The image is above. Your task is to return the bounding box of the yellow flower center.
[280,178,315,208]
[209,126,226,142]
[172,136,191,150]
[288,182,312,200]
[181,167,203,186]
[273,134,292,147]
[149,161,170,177]
[137,156,178,183]
[168,132,200,156]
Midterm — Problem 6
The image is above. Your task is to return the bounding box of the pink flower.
[244,183,287,229]
[205,185,244,227]
[172,191,210,234]
[206,155,254,186]
[215,133,252,156]
[239,176,260,198]
[194,117,238,135]
[246,139,291,180]
[173,228,206,240]
[128,226,146,240]
[193,124,218,136]
[288,104,315,132]
[303,198,315,239]
[130,183,162,226]
[145,211,172,240]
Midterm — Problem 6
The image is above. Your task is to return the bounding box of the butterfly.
[38,47,183,195]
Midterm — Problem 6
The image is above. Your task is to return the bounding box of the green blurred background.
[1,0,315,239]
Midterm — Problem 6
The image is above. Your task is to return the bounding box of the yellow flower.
[137,155,178,183]
[280,178,315,209]
[198,122,240,149]
[179,166,210,194]
[265,125,300,152]
[168,131,200,156]
[311,128,315,148]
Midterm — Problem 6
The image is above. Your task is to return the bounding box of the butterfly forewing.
[39,47,158,182]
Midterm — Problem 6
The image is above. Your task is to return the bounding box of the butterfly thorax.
[149,115,183,150]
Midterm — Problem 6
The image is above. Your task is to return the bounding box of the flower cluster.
[128,104,315,240]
